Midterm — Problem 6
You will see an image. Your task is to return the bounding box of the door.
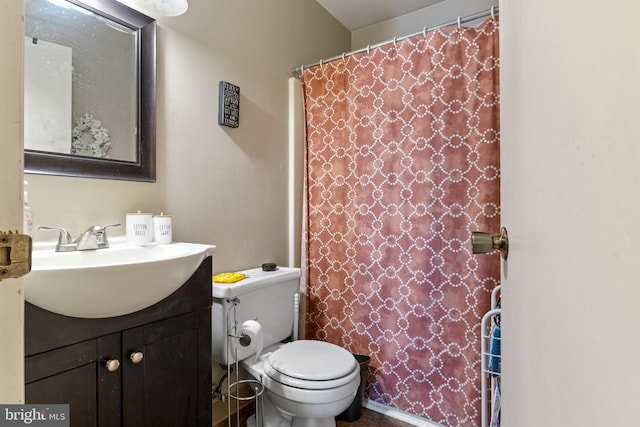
[501,1,640,425]
[0,0,26,403]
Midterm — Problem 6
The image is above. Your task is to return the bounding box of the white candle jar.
[126,211,153,245]
[153,213,172,244]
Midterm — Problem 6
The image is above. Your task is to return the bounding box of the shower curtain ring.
[342,52,346,62]
[319,59,323,70]
[491,6,496,19]
[457,16,461,29]
[367,45,370,55]
[423,27,428,38]
[393,36,397,48]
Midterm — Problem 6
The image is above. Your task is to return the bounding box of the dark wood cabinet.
[25,257,213,427]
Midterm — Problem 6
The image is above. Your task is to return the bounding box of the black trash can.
[336,354,371,422]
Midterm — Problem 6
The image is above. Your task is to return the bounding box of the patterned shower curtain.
[301,17,500,427]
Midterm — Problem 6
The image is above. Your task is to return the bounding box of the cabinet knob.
[105,359,120,372]
[130,351,144,364]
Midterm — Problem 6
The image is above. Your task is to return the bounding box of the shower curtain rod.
[291,5,498,76]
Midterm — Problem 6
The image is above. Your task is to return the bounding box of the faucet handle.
[95,223,121,248]
[39,226,74,251]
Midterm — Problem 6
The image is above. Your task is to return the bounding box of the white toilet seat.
[242,340,361,405]
[263,340,359,390]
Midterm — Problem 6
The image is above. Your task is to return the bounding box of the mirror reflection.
[24,0,156,182]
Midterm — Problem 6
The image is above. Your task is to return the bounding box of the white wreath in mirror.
[71,113,111,158]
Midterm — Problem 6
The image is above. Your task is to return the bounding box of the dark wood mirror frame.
[24,0,156,182]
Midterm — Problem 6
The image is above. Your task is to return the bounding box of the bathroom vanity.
[24,257,213,427]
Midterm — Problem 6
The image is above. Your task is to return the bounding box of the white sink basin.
[24,239,216,318]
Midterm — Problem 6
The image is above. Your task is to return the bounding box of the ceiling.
[315,0,446,31]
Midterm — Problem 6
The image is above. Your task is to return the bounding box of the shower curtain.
[300,17,500,427]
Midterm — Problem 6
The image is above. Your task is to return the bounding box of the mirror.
[24,0,156,182]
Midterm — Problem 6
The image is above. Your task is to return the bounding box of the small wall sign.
[218,81,240,128]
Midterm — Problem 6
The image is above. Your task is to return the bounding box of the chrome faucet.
[39,224,121,252]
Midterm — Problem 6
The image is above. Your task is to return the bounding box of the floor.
[215,405,415,427]
[337,408,414,427]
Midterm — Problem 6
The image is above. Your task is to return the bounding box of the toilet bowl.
[242,340,361,427]
[211,267,361,427]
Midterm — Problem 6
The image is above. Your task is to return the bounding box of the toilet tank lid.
[211,266,301,298]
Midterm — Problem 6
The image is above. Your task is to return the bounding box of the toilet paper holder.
[225,301,265,427]
[471,227,509,260]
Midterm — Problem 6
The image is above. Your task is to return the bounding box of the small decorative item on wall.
[218,81,240,128]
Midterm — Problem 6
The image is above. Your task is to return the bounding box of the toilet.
[211,267,361,427]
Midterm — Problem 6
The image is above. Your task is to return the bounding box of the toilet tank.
[211,266,301,365]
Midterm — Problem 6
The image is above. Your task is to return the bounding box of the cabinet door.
[122,309,212,427]
[25,333,121,427]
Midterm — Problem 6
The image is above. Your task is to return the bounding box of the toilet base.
[291,417,336,427]
[246,390,338,427]
[248,414,336,427]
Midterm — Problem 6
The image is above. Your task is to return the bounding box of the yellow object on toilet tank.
[212,272,246,284]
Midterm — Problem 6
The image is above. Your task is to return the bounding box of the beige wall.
[351,0,498,49]
[25,0,350,273]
